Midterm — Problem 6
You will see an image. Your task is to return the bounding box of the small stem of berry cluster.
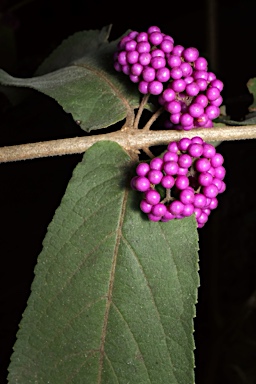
[142,106,164,130]
[161,188,173,205]
[133,94,150,129]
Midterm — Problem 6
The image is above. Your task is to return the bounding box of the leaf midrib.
[97,187,129,384]
[74,62,134,115]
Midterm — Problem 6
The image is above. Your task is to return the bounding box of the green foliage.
[247,77,256,112]
[0,26,142,132]
[0,26,201,383]
[8,141,199,383]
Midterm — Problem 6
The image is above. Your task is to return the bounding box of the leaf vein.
[97,188,129,384]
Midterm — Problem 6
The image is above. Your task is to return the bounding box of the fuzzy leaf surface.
[0,27,141,132]
[247,77,256,111]
[8,141,199,384]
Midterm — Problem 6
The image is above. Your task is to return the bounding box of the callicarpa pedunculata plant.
[1,24,256,384]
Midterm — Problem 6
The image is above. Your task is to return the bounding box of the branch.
[1,125,256,163]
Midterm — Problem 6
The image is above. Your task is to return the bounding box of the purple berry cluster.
[114,26,223,130]
[131,137,226,228]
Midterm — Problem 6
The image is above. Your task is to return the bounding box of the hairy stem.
[1,125,256,162]
[133,94,150,130]
[143,106,165,130]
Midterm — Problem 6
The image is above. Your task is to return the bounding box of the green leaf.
[247,77,256,112]
[0,27,142,132]
[217,115,256,126]
[8,141,199,384]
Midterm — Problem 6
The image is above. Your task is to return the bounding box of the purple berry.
[114,62,122,72]
[138,81,149,94]
[127,50,139,64]
[194,57,208,71]
[209,197,218,209]
[206,87,220,101]
[187,143,203,157]
[147,169,163,184]
[194,94,209,108]
[163,151,179,162]
[210,96,223,107]
[150,157,164,170]
[137,32,148,42]
[131,63,143,75]
[122,65,130,75]
[161,210,176,222]
[129,74,139,83]
[167,54,182,68]
[207,72,216,82]
[125,40,137,51]
[210,79,224,91]
[193,70,208,80]
[149,31,163,45]
[179,188,195,204]
[191,136,204,144]
[145,189,161,205]
[139,52,151,65]
[161,175,175,188]
[169,200,184,215]
[194,114,209,127]
[194,207,202,219]
[202,184,219,198]
[151,49,165,58]
[133,176,150,191]
[197,212,208,225]
[163,161,179,175]
[160,39,174,53]
[136,162,150,176]
[180,113,194,127]
[184,76,194,85]
[165,100,182,114]
[151,203,167,217]
[198,172,213,186]
[219,181,226,193]
[186,82,200,96]
[182,203,195,217]
[167,141,179,153]
[172,45,184,56]
[195,79,208,91]
[214,166,226,180]
[211,177,223,191]
[177,167,189,175]
[142,67,156,82]
[183,47,199,62]
[162,88,176,102]
[171,79,186,92]
[151,56,166,69]
[148,80,164,95]
[178,153,193,168]
[148,213,161,221]
[178,138,191,151]
[211,153,224,167]
[189,103,204,118]
[202,143,216,158]
[195,158,211,172]
[175,175,189,190]
[147,26,161,34]
[137,41,151,53]
[170,66,183,79]
[170,112,181,124]
[180,62,193,77]
[156,67,171,82]
[194,193,207,208]
[140,199,152,213]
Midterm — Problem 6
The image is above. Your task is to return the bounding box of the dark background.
[1,0,256,383]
